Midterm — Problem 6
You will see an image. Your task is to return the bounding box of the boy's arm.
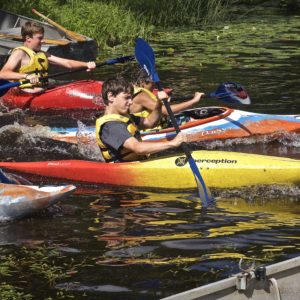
[123,132,186,156]
[138,90,168,129]
[0,50,26,80]
[47,53,96,70]
[162,92,204,115]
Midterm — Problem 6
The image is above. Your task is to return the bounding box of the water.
[0,14,300,299]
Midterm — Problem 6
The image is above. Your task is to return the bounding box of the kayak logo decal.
[175,157,238,167]
[175,156,188,167]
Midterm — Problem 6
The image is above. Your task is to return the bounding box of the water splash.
[76,120,103,161]
[0,123,85,161]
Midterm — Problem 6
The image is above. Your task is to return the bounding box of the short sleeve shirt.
[99,115,141,160]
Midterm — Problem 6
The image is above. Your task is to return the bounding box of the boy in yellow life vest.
[96,77,187,163]
[130,68,205,128]
[0,21,96,94]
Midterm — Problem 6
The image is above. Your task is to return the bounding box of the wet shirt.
[99,115,141,161]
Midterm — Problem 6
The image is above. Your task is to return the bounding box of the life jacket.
[133,86,168,130]
[14,46,48,89]
[96,114,144,162]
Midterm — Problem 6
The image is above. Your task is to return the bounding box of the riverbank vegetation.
[1,0,299,49]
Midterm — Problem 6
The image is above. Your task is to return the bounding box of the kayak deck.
[50,107,300,144]
[1,79,173,112]
[1,80,105,111]
[0,151,299,190]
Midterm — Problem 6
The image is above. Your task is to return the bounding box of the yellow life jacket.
[14,46,48,89]
[95,114,144,162]
[133,86,168,129]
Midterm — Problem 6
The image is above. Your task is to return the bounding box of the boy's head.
[102,77,133,105]
[21,21,44,41]
[131,66,152,86]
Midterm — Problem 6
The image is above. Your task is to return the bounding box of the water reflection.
[0,187,299,298]
[88,191,300,267]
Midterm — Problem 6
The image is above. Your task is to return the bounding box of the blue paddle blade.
[0,80,21,96]
[209,82,251,105]
[187,158,214,207]
[135,38,160,82]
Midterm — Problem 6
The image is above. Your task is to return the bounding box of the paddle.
[173,82,251,105]
[32,8,86,42]
[135,38,213,207]
[0,55,135,97]
[0,33,70,46]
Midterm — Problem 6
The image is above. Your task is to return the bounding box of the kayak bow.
[0,183,76,221]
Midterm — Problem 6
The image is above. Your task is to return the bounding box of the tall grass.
[105,0,229,28]
[43,0,153,48]
[1,0,152,48]
[1,0,229,48]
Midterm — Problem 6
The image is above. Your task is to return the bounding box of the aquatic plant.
[0,283,33,300]
[0,246,82,298]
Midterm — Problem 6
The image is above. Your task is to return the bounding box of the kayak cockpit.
[145,107,231,134]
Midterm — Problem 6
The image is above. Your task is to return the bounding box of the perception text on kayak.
[175,157,237,167]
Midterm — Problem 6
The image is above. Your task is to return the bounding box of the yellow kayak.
[0,151,299,189]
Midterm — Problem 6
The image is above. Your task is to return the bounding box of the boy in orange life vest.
[96,77,187,163]
[0,21,96,94]
[130,68,205,126]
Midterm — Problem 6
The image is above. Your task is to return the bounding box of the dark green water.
[0,14,300,299]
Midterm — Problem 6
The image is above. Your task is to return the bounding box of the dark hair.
[102,77,134,105]
[131,66,152,86]
[21,21,44,41]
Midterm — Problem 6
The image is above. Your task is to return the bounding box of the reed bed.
[1,0,230,48]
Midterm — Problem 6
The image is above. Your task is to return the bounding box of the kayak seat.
[165,107,224,127]
[181,107,224,120]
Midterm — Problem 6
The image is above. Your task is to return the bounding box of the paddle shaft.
[133,37,212,205]
[156,82,194,160]
[0,55,134,94]
[0,33,70,45]
[32,8,86,42]
[0,62,110,87]
[30,55,134,81]
[156,80,211,205]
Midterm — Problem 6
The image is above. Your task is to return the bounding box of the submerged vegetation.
[0,245,84,299]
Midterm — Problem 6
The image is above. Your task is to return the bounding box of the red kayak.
[0,80,172,113]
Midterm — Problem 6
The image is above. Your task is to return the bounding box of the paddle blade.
[135,38,160,83]
[210,82,251,105]
[0,80,21,96]
[187,157,214,207]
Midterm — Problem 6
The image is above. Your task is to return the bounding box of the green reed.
[104,0,229,27]
[1,0,229,48]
